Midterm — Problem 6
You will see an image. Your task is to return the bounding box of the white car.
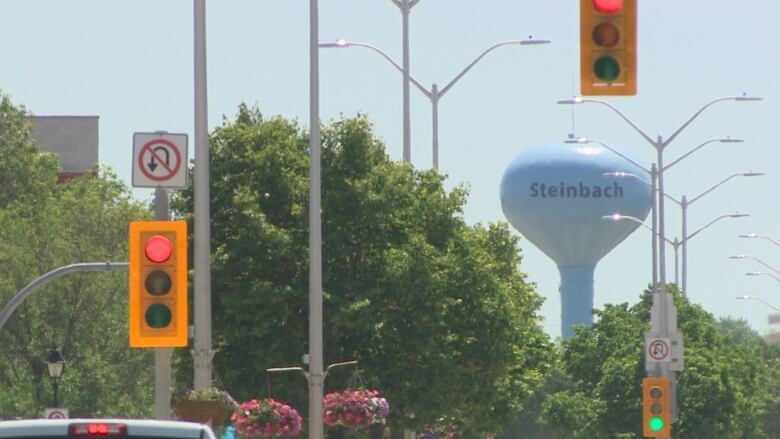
[0,419,217,439]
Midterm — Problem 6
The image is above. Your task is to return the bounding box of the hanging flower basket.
[173,388,236,427]
[323,389,390,430]
[232,398,302,438]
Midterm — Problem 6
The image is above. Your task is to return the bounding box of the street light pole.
[309,1,324,439]
[389,0,420,163]
[560,94,762,424]
[321,38,548,169]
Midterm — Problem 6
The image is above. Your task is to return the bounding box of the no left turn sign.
[132,132,188,188]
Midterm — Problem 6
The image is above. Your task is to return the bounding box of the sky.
[1,0,780,339]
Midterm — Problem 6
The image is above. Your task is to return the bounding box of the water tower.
[500,141,652,339]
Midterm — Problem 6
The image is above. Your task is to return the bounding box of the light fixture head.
[557,97,584,105]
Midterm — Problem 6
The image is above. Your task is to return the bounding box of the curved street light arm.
[601,214,677,246]
[663,96,757,147]
[603,170,682,206]
[559,98,656,146]
[687,213,748,242]
[747,271,780,283]
[324,41,432,98]
[663,138,737,172]
[688,173,761,206]
[732,255,780,276]
[438,39,550,98]
[569,138,650,173]
[740,233,780,249]
[737,295,780,313]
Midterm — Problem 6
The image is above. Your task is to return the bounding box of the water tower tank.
[500,141,652,339]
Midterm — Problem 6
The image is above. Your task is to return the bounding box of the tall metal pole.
[154,187,173,419]
[650,163,658,289]
[431,83,439,169]
[680,196,688,295]
[193,0,213,390]
[309,0,324,438]
[400,0,412,163]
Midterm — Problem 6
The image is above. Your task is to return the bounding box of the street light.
[606,169,758,295]
[321,38,549,169]
[736,293,780,313]
[730,254,780,276]
[562,95,762,418]
[46,344,65,407]
[746,271,780,283]
[739,232,780,249]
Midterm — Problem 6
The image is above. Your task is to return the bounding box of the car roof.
[0,419,214,439]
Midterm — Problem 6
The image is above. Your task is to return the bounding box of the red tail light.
[69,423,128,436]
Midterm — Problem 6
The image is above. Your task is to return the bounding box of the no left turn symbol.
[132,132,188,188]
[139,139,182,182]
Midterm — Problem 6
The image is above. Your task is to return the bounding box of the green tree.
[542,285,772,438]
[0,93,154,417]
[172,105,553,435]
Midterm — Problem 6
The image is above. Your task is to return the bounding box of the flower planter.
[173,400,230,426]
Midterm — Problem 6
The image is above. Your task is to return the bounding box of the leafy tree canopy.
[172,104,554,435]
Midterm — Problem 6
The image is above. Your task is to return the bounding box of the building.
[26,115,99,182]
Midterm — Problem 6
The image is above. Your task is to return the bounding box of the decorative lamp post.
[47,344,65,407]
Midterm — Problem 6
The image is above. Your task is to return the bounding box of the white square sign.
[132,132,188,188]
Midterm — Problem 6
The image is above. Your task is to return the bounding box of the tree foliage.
[0,92,153,418]
[172,104,553,435]
[542,285,778,438]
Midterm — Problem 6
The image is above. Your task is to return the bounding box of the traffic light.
[580,0,637,95]
[642,376,671,437]
[128,220,188,347]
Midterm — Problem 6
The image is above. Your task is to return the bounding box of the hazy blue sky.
[2,1,779,338]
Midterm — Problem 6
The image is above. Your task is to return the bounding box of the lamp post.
[46,344,65,407]
[739,233,780,249]
[606,170,755,295]
[321,38,549,169]
[668,172,759,294]
[561,95,762,422]
[736,293,780,313]
[389,0,420,163]
[730,254,780,276]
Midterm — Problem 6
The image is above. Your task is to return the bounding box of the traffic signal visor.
[580,0,637,95]
[129,220,188,347]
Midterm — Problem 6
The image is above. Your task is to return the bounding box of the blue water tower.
[500,141,652,339]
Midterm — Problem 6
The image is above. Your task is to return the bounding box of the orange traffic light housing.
[642,376,671,437]
[129,220,188,347]
[580,0,637,95]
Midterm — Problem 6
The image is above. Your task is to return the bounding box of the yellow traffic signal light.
[129,220,188,348]
[642,376,671,437]
[580,0,637,95]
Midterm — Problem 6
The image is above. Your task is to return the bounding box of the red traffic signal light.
[129,220,188,347]
[642,376,671,437]
[580,0,637,95]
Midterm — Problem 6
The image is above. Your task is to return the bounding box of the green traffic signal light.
[145,303,172,329]
[649,416,665,432]
[594,56,620,81]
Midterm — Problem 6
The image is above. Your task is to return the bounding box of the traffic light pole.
[0,262,130,333]
[154,187,173,420]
